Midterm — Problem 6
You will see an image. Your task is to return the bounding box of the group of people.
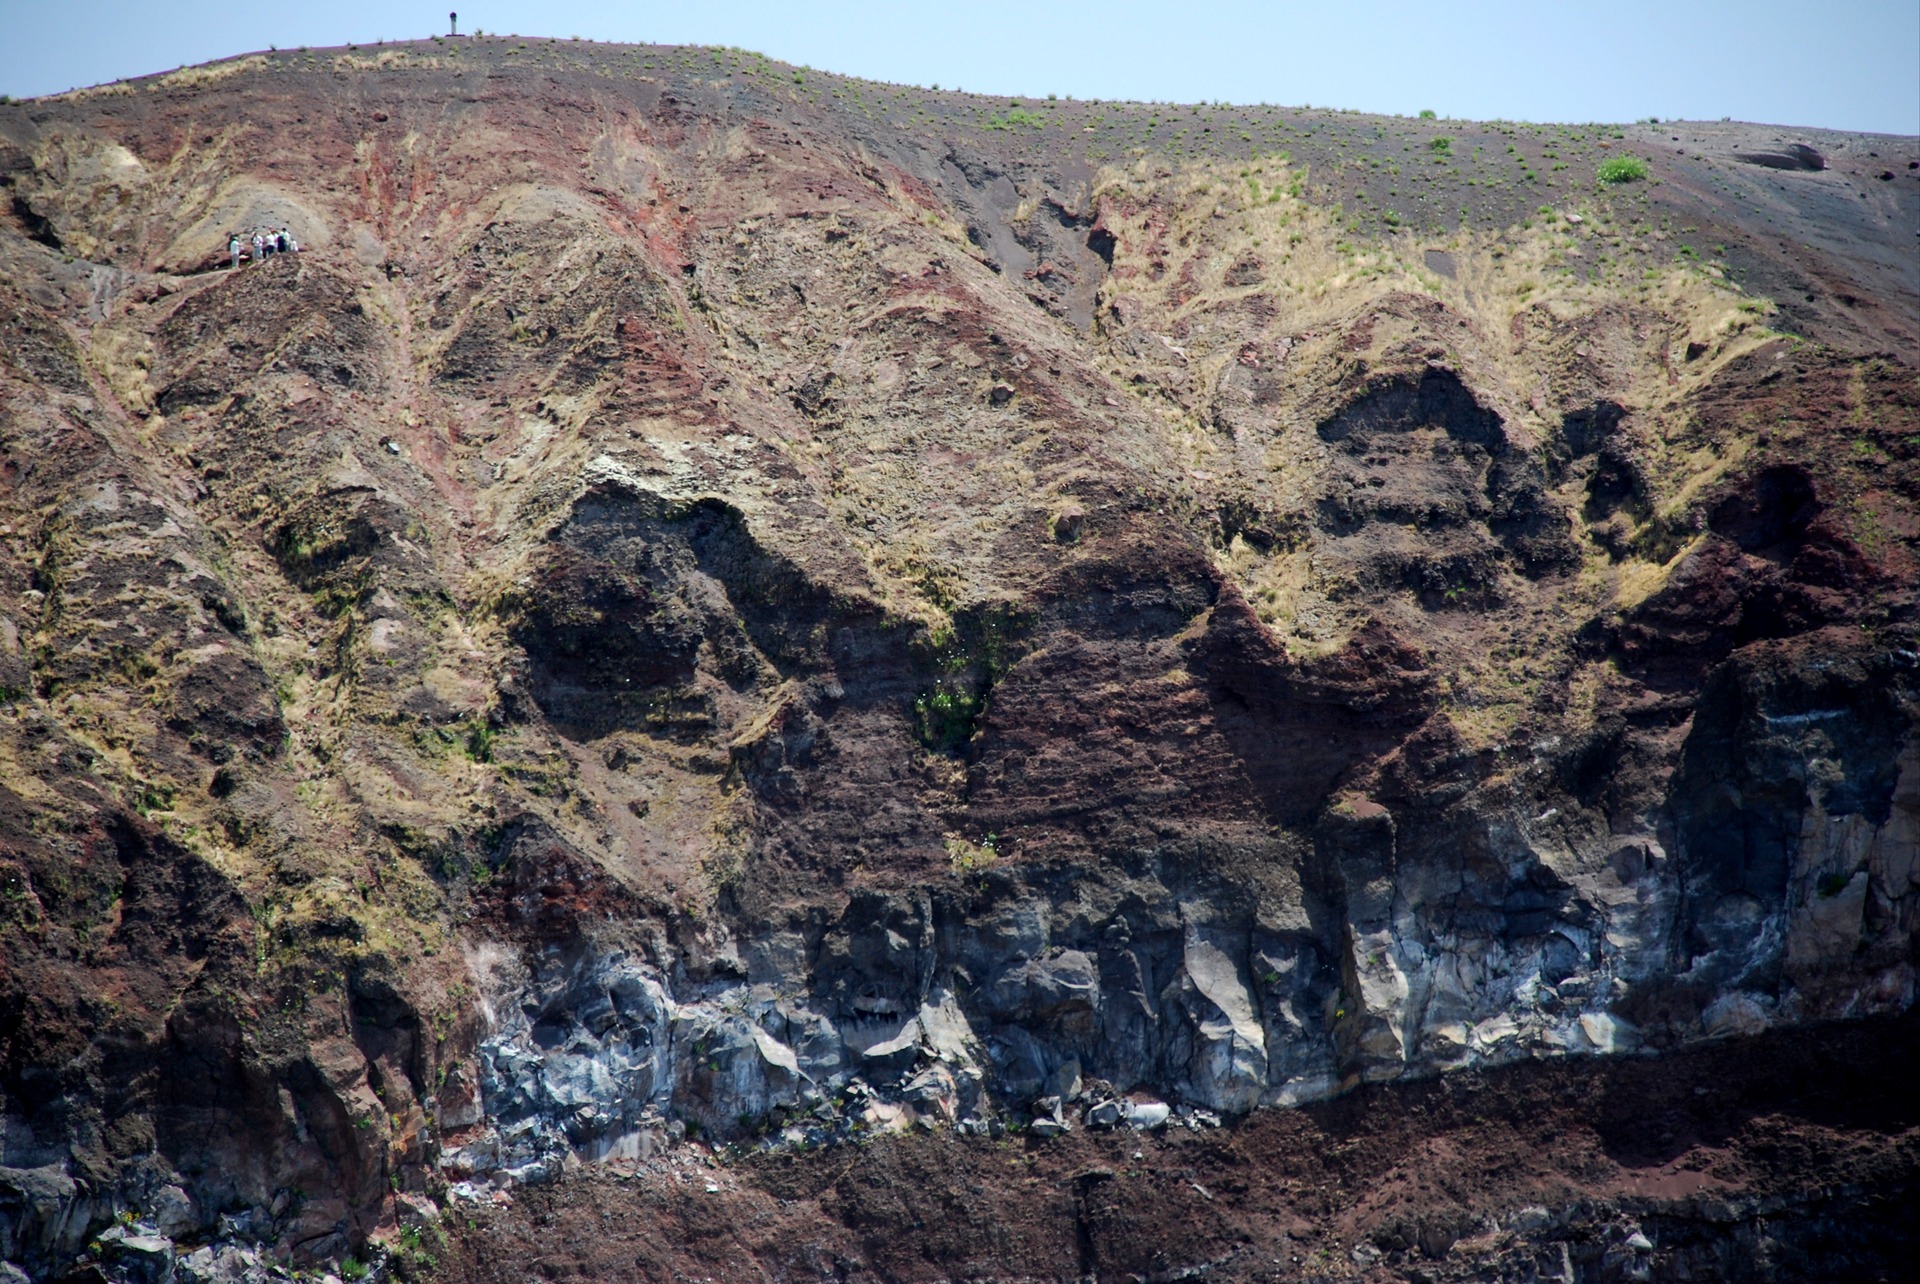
[227,227,300,269]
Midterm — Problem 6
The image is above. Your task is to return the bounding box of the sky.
[3,0,1916,135]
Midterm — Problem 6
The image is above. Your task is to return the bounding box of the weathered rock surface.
[0,36,1915,1282]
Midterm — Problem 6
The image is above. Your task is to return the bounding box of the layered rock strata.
[0,37,1915,1281]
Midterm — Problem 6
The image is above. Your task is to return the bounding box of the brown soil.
[432,1011,1920,1283]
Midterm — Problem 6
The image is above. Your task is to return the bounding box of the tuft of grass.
[1597,156,1650,184]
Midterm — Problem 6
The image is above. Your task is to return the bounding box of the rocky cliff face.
[0,38,1916,1283]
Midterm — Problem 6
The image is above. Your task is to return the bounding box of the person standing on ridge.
[229,234,242,269]
[449,11,457,36]
[252,230,266,263]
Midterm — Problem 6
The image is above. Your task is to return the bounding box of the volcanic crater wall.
[0,38,1916,1281]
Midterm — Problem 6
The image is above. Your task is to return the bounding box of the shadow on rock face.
[1663,635,1910,1010]
[1314,366,1576,597]
[1732,144,1826,172]
[1709,464,1818,561]
[515,488,850,740]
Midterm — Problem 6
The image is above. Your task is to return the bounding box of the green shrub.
[914,686,984,751]
[1429,136,1452,155]
[463,721,496,763]
[986,107,1046,131]
[1417,109,1437,119]
[1597,156,1650,184]
[946,832,999,874]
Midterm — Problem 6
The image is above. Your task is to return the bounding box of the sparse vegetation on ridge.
[1597,155,1651,184]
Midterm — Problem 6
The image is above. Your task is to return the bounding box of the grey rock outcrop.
[444,684,1917,1186]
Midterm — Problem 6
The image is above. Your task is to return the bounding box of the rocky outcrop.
[422,1008,1920,1282]
[0,36,1915,1282]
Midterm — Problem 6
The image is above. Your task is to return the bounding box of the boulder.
[1125,1100,1171,1130]
[98,1225,177,1283]
[144,1186,198,1238]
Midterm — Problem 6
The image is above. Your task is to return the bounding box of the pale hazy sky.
[4,0,1916,134]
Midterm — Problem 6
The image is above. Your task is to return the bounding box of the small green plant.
[946,832,1000,874]
[463,721,496,763]
[1597,156,1650,184]
[986,107,1047,130]
[914,686,984,751]
[135,782,177,816]
[1816,871,1852,898]
[1418,108,1437,119]
[1429,136,1452,155]
[341,1258,370,1281]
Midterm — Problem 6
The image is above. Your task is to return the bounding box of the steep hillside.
[0,37,1915,1283]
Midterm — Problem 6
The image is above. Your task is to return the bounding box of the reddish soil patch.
[431,1011,1920,1282]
